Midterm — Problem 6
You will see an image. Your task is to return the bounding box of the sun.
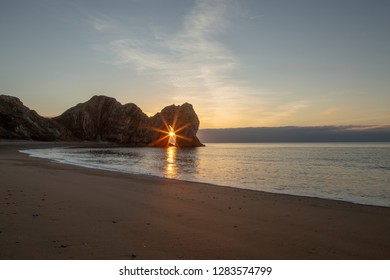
[147,111,192,147]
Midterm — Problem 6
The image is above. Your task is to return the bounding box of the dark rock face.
[148,103,203,147]
[54,95,203,147]
[0,94,203,146]
[53,96,149,144]
[0,95,63,140]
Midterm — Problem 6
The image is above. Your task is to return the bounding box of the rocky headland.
[0,95,203,147]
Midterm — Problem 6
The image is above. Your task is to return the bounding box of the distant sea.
[21,143,390,207]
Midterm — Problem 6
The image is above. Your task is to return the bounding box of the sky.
[0,0,389,129]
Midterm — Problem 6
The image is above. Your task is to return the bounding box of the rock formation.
[53,95,149,144]
[0,94,204,147]
[0,95,63,140]
[148,103,203,147]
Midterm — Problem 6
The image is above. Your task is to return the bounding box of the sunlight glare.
[164,146,177,178]
[168,125,177,146]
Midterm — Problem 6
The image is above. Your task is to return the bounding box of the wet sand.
[1,141,390,259]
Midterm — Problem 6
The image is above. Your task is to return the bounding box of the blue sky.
[1,0,389,128]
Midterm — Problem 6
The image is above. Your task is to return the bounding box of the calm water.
[21,143,390,207]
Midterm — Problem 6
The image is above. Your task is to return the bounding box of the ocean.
[21,143,390,207]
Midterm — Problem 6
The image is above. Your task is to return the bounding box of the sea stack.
[148,102,204,147]
[0,94,204,147]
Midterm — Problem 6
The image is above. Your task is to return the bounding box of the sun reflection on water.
[164,146,177,178]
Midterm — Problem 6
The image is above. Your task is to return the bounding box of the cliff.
[0,95,63,140]
[53,96,149,144]
[0,94,203,147]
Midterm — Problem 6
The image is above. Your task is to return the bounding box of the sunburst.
[147,109,192,147]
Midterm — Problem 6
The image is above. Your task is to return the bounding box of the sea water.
[21,143,390,207]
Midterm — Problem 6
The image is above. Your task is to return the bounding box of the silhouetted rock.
[1,94,203,146]
[0,95,203,147]
[54,96,149,145]
[53,95,204,147]
[0,95,63,140]
[148,103,203,147]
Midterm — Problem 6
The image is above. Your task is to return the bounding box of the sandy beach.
[1,141,390,260]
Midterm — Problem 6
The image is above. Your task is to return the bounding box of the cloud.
[322,107,341,116]
[110,39,169,71]
[106,1,245,120]
[251,100,310,126]
[198,125,390,143]
[93,0,308,128]
[88,13,118,32]
[249,14,264,20]
[109,0,236,88]
[345,125,390,131]
[182,0,228,37]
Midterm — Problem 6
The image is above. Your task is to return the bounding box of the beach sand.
[1,141,390,260]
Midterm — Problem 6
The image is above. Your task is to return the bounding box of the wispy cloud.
[90,16,114,32]
[251,100,310,126]
[88,12,124,33]
[346,125,390,131]
[322,107,341,116]
[93,0,307,128]
[249,14,264,20]
[110,0,236,88]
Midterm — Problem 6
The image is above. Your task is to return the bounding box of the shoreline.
[18,142,390,209]
[1,141,390,259]
[20,152,390,210]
